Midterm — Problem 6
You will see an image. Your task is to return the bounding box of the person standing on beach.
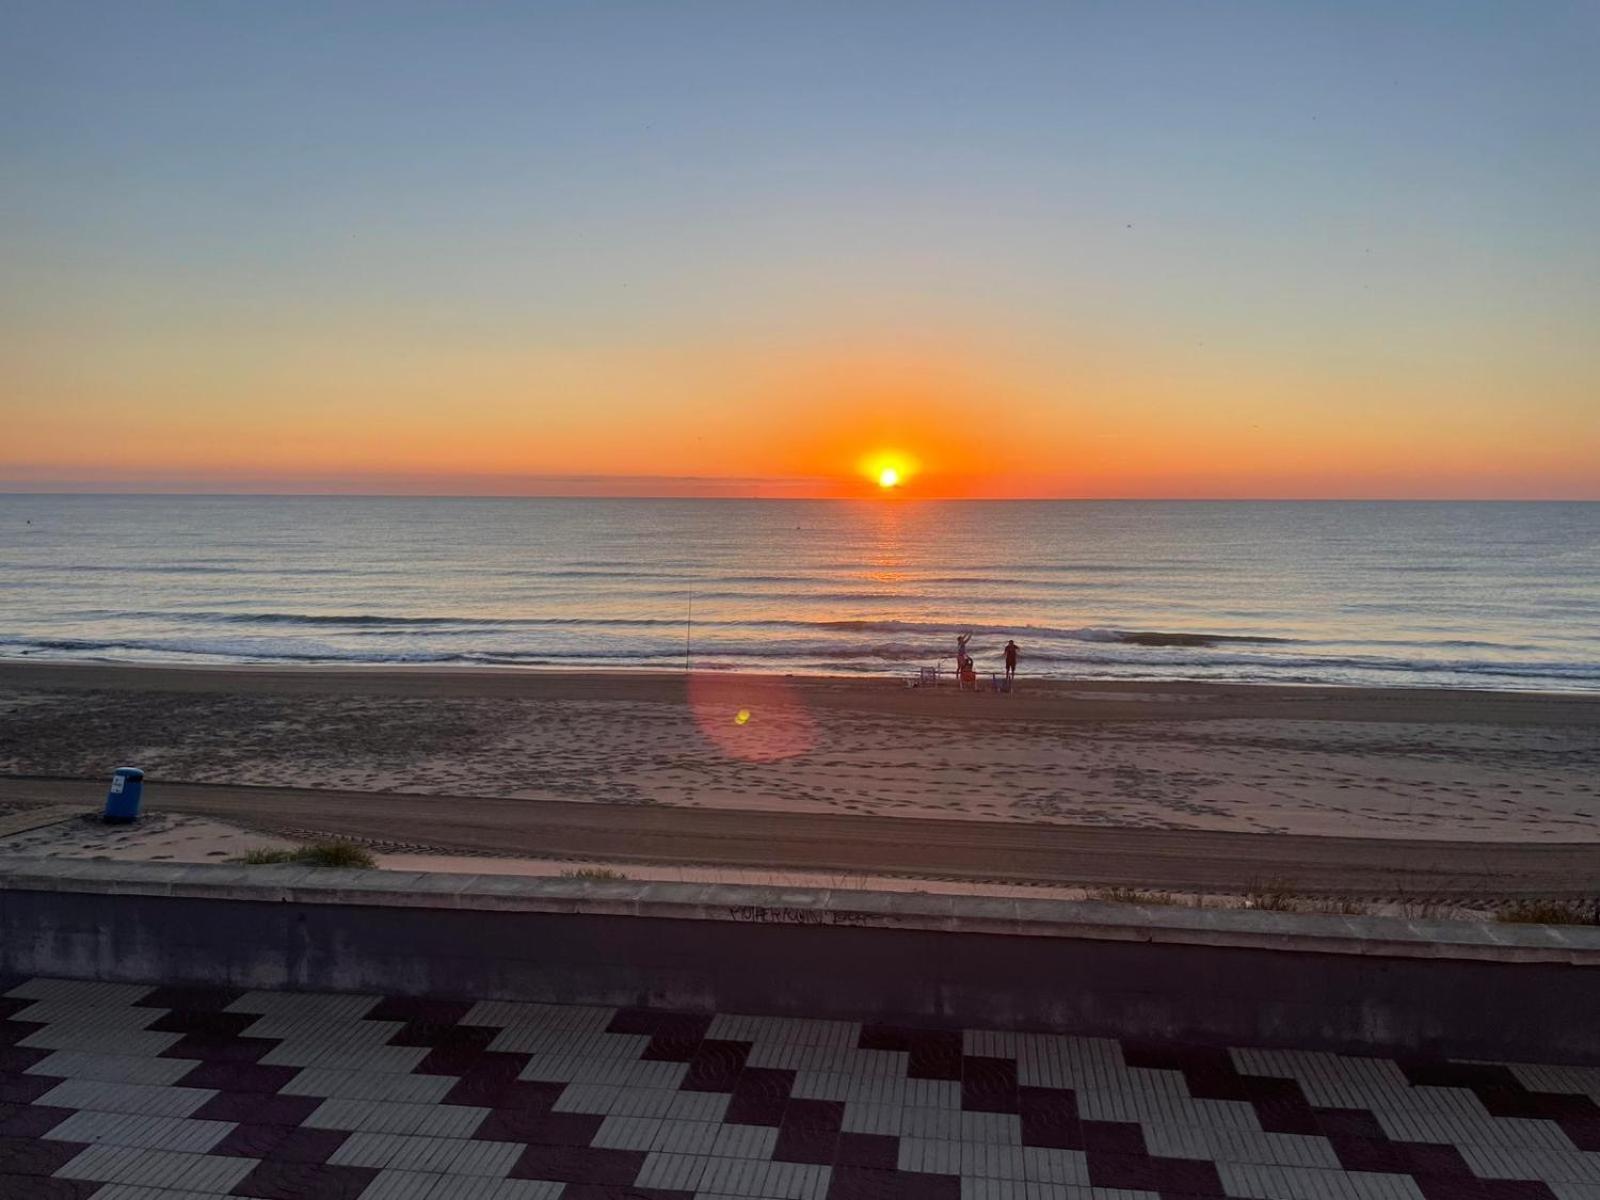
[956,632,972,673]
[1004,639,1019,680]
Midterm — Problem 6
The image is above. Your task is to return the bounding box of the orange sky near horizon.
[6,326,1597,499]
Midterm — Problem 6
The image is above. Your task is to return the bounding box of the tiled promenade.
[3,977,1599,1200]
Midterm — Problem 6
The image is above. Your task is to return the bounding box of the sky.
[3,1,1597,498]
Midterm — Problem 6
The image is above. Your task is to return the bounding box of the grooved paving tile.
[0,976,1592,1198]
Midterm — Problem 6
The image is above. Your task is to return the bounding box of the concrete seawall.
[3,860,1598,1063]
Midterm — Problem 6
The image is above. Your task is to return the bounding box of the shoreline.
[5,654,1600,699]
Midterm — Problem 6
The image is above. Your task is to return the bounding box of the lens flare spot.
[734,709,751,725]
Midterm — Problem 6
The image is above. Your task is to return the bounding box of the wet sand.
[2,661,1597,844]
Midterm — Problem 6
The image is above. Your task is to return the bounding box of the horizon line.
[4,491,1598,504]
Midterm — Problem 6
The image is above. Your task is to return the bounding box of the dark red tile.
[856,1024,914,1052]
[232,1160,377,1200]
[1479,1087,1599,1121]
[0,1075,53,1105]
[1088,1149,1223,1195]
[608,1008,710,1043]
[0,1136,85,1176]
[1561,1115,1600,1151]
[1314,1106,1388,1139]
[389,1020,498,1051]
[641,1035,704,1062]
[836,1132,899,1169]
[443,1075,563,1111]
[1082,1120,1146,1155]
[783,1098,845,1132]
[1402,1142,1476,1178]
[605,1007,666,1035]
[420,1045,527,1078]
[366,996,474,1025]
[509,1144,646,1185]
[1019,1085,1080,1148]
[0,1049,45,1075]
[139,985,244,1012]
[0,1176,100,1200]
[0,1103,71,1138]
[162,1032,277,1063]
[213,1124,349,1164]
[961,1056,1018,1114]
[859,1026,965,1081]
[475,1109,602,1146]
[1241,1088,1318,1139]
[826,1165,960,1200]
[149,1009,259,1037]
[195,1090,322,1126]
[773,1124,838,1164]
[681,1039,749,1092]
[1327,1135,1406,1175]
[1402,1059,1521,1091]
[725,1066,794,1125]
[176,1060,299,1094]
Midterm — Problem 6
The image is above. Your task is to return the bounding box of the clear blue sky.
[4,1,1597,496]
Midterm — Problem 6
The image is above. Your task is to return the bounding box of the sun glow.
[862,451,915,493]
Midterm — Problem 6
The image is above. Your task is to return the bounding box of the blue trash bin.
[103,767,145,824]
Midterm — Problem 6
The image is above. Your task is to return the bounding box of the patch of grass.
[1088,886,1176,906]
[1243,877,1300,912]
[560,867,629,881]
[1393,891,1445,920]
[239,848,298,865]
[237,841,375,869]
[1497,899,1600,926]
[1299,896,1369,916]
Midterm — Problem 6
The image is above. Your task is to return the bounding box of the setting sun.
[878,467,900,489]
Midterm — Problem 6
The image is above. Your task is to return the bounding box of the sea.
[2,495,1598,692]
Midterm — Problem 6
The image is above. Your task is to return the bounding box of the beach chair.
[993,673,1012,695]
[917,666,939,688]
[959,667,978,691]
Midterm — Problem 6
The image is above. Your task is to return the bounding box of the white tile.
[551,1082,621,1113]
[17,1027,183,1057]
[24,1051,200,1086]
[961,1111,1023,1144]
[416,1179,565,1200]
[34,1078,217,1119]
[44,1109,234,1154]
[357,1170,440,1200]
[592,1114,663,1151]
[282,1067,457,1103]
[87,1187,226,1200]
[6,979,153,1005]
[651,1119,722,1155]
[1022,1146,1090,1185]
[608,1087,681,1117]
[635,1150,711,1189]
[962,1141,1028,1180]
[664,1090,730,1122]
[710,1122,778,1159]
[55,1144,257,1192]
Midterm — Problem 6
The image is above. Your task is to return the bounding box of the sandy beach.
[2,660,1597,846]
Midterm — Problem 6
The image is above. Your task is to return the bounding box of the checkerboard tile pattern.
[3,977,1599,1199]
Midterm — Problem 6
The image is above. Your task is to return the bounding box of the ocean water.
[2,495,1598,692]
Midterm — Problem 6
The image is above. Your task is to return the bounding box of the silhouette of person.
[1004,639,1019,679]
